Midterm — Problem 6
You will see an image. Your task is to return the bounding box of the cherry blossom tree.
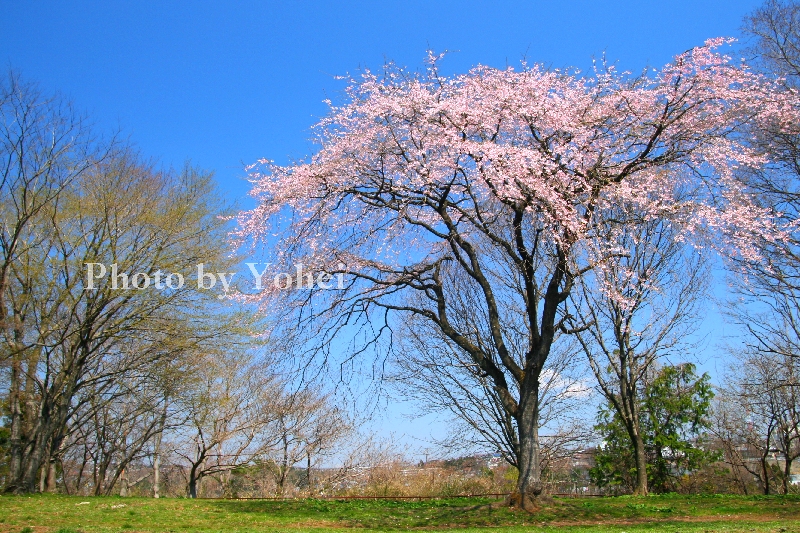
[235,40,797,509]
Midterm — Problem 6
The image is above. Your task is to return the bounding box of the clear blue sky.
[2,1,763,202]
[1,0,761,455]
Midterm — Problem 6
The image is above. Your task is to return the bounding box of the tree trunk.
[152,403,167,498]
[509,382,544,511]
[38,444,52,493]
[14,393,72,494]
[153,433,163,498]
[5,352,23,493]
[277,434,289,497]
[46,458,57,493]
[783,453,792,495]
[74,446,90,495]
[761,454,771,495]
[631,425,649,496]
[19,427,49,494]
[119,468,129,497]
[188,465,200,499]
[42,431,64,493]
[306,450,312,496]
[12,350,83,494]
[94,460,109,496]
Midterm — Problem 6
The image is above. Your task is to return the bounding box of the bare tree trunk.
[187,451,206,499]
[94,461,108,497]
[153,435,163,498]
[277,434,289,497]
[74,445,90,495]
[152,401,168,498]
[5,321,28,493]
[306,450,312,495]
[510,381,543,510]
[783,453,792,495]
[19,424,51,494]
[761,452,771,495]
[119,468,129,497]
[42,430,65,493]
[631,424,649,496]
[6,354,23,493]
[46,458,57,493]
[188,464,200,499]
[38,443,53,493]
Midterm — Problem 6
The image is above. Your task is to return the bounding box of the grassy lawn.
[0,493,799,533]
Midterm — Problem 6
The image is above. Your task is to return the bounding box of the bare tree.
[175,351,279,498]
[707,2,800,497]
[711,392,770,495]
[77,382,163,496]
[719,349,800,494]
[732,1,800,355]
[263,387,352,497]
[744,0,800,86]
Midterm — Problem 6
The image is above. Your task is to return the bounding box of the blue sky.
[2,1,763,202]
[1,0,761,455]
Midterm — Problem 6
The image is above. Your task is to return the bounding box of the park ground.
[0,494,799,533]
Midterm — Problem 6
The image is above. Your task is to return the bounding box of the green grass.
[0,493,798,532]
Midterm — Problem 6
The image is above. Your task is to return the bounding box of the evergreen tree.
[591,364,718,493]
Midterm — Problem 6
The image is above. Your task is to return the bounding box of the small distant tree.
[264,387,351,497]
[591,363,717,493]
[175,351,279,499]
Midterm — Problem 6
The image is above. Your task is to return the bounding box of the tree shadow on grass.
[208,497,531,529]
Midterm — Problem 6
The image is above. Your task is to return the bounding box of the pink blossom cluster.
[234,39,799,306]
